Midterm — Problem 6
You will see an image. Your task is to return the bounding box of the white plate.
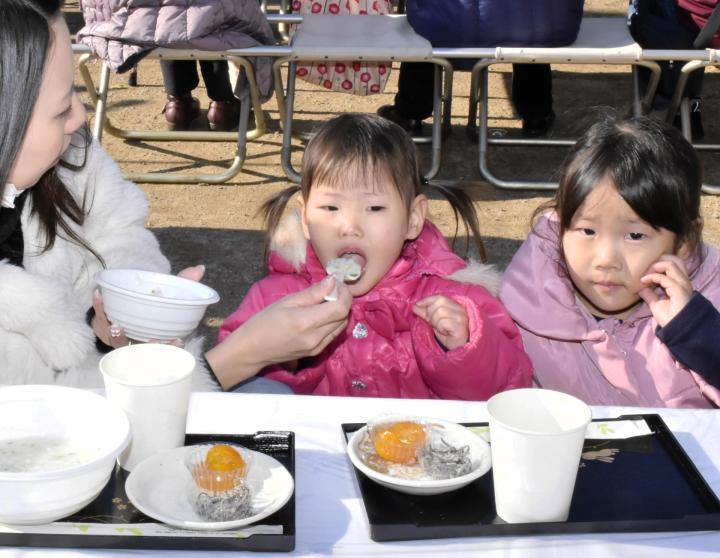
[347,416,492,496]
[125,445,294,530]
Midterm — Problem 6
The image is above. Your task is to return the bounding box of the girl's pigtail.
[259,185,302,263]
[424,180,487,263]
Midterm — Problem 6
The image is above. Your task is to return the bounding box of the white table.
[3,393,719,557]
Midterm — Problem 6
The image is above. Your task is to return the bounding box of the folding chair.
[469,16,662,190]
[72,13,297,184]
[659,3,720,195]
[75,48,265,184]
[272,14,453,183]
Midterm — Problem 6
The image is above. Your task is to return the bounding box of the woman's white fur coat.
[0,140,215,390]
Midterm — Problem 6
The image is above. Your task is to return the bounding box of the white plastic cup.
[99,344,195,471]
[487,388,591,523]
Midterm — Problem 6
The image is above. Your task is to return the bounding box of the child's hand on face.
[638,254,693,327]
[413,295,469,350]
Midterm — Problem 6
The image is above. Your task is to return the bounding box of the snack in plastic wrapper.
[185,443,254,522]
[359,416,473,481]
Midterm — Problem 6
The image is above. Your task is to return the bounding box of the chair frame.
[271,14,453,183]
[71,13,298,184]
[76,13,698,192]
[273,57,452,183]
[658,49,720,195]
[467,16,663,191]
[75,48,263,184]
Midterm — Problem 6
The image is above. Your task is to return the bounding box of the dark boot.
[376,105,423,138]
[521,110,555,138]
[163,94,200,131]
[207,100,241,132]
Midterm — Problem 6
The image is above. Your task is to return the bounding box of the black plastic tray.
[343,414,720,542]
[0,432,295,552]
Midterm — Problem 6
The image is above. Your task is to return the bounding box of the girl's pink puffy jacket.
[219,216,532,399]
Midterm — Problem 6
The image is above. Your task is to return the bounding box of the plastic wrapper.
[185,443,254,522]
[359,417,473,481]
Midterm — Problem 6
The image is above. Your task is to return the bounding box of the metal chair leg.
[278,57,450,183]
[92,62,112,143]
[281,61,302,183]
[664,60,708,126]
[124,65,252,184]
[426,60,452,180]
[474,59,662,191]
[76,54,267,183]
[664,59,720,195]
[476,64,559,190]
[272,57,289,129]
[466,67,479,133]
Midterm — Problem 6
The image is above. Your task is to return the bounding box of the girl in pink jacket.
[215,114,532,399]
[501,115,720,408]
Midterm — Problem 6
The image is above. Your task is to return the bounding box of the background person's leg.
[200,60,241,131]
[160,60,201,130]
[394,62,435,121]
[377,62,434,136]
[161,60,201,96]
[511,64,554,138]
[199,60,236,101]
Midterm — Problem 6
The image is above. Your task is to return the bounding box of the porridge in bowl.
[0,436,102,474]
[0,385,130,525]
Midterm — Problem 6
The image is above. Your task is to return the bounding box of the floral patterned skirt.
[292,0,394,96]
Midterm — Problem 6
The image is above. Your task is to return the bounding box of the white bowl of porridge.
[95,269,220,342]
[0,385,131,525]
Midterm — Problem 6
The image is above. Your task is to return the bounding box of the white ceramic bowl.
[0,385,131,525]
[347,416,492,496]
[95,269,220,342]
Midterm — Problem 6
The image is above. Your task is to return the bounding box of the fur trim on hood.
[270,209,501,296]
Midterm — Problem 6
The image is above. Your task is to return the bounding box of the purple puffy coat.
[500,213,720,408]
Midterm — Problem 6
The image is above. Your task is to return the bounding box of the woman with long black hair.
[0,0,210,386]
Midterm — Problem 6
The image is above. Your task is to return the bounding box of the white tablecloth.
[3,393,719,557]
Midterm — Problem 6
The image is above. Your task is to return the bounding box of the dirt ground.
[65,0,720,339]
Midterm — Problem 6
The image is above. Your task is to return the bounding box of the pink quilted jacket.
[219,220,532,399]
[500,213,720,408]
